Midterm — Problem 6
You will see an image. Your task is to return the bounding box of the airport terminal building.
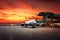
[47,14,60,27]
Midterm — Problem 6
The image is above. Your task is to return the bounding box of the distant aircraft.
[25,19,36,24]
[24,19,37,28]
[21,19,44,28]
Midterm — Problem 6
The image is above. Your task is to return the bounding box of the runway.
[0,26,60,40]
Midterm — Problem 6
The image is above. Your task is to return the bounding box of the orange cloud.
[0,2,42,23]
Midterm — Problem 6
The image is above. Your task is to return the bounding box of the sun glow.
[0,2,42,23]
[0,9,42,23]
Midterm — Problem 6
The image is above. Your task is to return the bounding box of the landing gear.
[24,24,36,28]
[31,24,36,28]
[25,24,27,28]
[32,26,35,28]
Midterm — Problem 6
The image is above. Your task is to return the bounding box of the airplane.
[21,19,45,28]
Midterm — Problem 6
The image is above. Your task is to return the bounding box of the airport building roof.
[51,14,60,18]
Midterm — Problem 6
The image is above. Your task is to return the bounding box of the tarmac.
[0,26,60,40]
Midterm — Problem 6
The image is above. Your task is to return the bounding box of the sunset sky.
[0,0,60,23]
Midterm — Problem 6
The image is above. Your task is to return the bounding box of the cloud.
[0,0,41,23]
[0,0,60,23]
